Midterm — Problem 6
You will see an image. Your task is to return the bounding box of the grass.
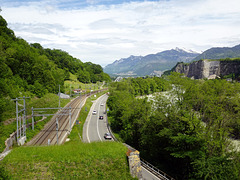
[0,141,134,179]
[64,74,105,95]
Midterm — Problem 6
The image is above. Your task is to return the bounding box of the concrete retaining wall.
[127,149,143,179]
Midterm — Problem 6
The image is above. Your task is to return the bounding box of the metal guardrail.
[141,158,174,180]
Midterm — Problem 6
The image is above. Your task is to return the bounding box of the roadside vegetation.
[0,90,134,179]
[107,73,240,179]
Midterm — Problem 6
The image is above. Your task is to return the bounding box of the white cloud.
[1,0,240,66]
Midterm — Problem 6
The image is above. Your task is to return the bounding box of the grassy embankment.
[0,141,133,179]
[1,79,133,179]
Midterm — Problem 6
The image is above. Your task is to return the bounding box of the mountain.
[104,48,200,77]
[193,44,240,61]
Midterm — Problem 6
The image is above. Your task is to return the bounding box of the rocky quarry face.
[174,60,240,79]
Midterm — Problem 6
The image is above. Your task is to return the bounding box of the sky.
[1,0,240,67]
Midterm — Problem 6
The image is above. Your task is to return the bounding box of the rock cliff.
[173,59,240,79]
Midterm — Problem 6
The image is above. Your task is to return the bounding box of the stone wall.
[220,60,240,77]
[126,149,143,179]
[174,60,240,79]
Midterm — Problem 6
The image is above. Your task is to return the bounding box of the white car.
[92,110,97,115]
[100,103,104,106]
[104,133,112,140]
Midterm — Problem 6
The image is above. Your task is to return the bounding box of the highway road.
[83,94,110,142]
[82,94,164,180]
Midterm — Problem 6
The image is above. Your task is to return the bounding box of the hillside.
[0,15,110,123]
[104,48,199,76]
[193,44,240,61]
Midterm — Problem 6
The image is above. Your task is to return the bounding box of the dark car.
[104,133,112,140]
[99,115,103,120]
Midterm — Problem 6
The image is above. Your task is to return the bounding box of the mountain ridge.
[193,44,240,61]
[104,48,200,76]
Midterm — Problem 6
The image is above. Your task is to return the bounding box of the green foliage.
[192,154,240,179]
[44,49,111,83]
[0,165,11,180]
[77,68,90,82]
[107,73,240,179]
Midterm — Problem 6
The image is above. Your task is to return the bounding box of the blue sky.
[2,0,161,8]
[1,0,240,66]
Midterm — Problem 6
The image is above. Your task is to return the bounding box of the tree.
[77,69,90,83]
[29,80,48,98]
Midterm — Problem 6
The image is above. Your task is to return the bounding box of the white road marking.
[96,110,102,141]
[86,94,108,143]
[96,96,103,141]
[86,103,95,143]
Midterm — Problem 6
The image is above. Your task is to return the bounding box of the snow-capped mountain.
[104,48,200,76]
[174,47,199,54]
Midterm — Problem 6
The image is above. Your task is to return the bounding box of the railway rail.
[27,89,107,146]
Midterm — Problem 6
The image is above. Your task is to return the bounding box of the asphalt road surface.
[83,94,111,142]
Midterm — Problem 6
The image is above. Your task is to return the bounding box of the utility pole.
[56,117,59,145]
[23,96,26,137]
[12,96,29,145]
[69,106,72,131]
[58,85,61,108]
[16,98,19,144]
[32,107,34,130]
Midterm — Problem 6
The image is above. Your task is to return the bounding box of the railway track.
[27,89,107,146]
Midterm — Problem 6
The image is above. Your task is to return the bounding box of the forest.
[107,74,240,179]
[0,15,110,123]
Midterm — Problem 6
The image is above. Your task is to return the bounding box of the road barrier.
[105,107,174,180]
[141,158,174,180]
